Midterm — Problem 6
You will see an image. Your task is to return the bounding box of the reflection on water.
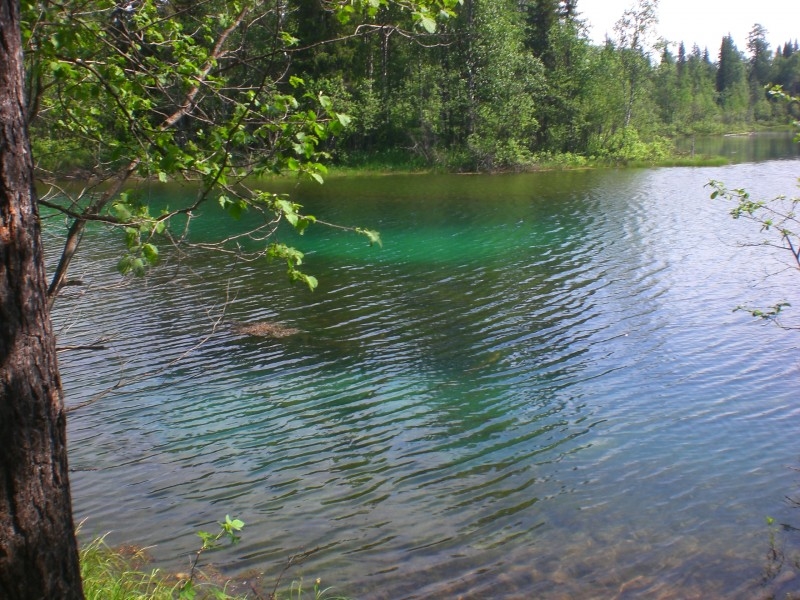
[57,159,800,598]
[676,131,800,163]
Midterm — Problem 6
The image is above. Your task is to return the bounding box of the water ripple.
[61,162,800,599]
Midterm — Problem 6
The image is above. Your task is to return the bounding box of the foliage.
[80,540,346,600]
[22,0,461,301]
[80,534,248,600]
[26,0,800,184]
[463,0,545,170]
[708,178,800,271]
[589,126,672,163]
[529,151,590,168]
[180,516,245,600]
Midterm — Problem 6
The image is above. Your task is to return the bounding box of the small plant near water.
[179,515,245,599]
[764,516,786,583]
[80,516,247,599]
[281,578,348,600]
[80,516,348,600]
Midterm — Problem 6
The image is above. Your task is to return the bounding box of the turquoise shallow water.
[57,158,800,598]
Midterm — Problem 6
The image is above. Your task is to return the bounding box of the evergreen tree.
[653,43,679,128]
[678,43,720,132]
[677,41,686,79]
[535,16,595,152]
[771,42,800,97]
[747,23,772,119]
[523,0,562,61]
[716,34,749,122]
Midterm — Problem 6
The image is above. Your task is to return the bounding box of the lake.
[55,147,800,598]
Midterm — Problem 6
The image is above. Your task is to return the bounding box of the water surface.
[57,158,800,598]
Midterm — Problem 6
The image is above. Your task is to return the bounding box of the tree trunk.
[0,0,84,597]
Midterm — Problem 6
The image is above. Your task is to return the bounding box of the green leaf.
[289,269,318,290]
[179,580,197,600]
[225,200,247,220]
[111,202,133,222]
[268,243,305,266]
[117,256,133,275]
[124,227,140,249]
[295,215,316,235]
[356,228,382,247]
[417,14,436,33]
[131,258,145,276]
[336,4,355,23]
[196,530,218,550]
[280,31,300,46]
[304,274,318,290]
[275,198,299,226]
[142,243,159,264]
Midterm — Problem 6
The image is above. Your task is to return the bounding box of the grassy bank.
[80,536,346,600]
[33,136,739,182]
[323,150,732,177]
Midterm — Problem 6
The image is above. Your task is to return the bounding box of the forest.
[286,0,800,170]
[27,0,800,177]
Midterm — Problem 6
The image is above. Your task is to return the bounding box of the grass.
[330,148,436,173]
[80,536,188,600]
[80,536,347,600]
[325,146,734,175]
[626,155,731,168]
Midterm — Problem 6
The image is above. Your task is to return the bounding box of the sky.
[578,0,799,57]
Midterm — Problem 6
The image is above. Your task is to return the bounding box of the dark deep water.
[56,152,800,598]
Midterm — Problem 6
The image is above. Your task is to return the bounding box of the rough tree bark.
[0,0,84,597]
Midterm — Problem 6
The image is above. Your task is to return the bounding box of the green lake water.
[56,148,800,598]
